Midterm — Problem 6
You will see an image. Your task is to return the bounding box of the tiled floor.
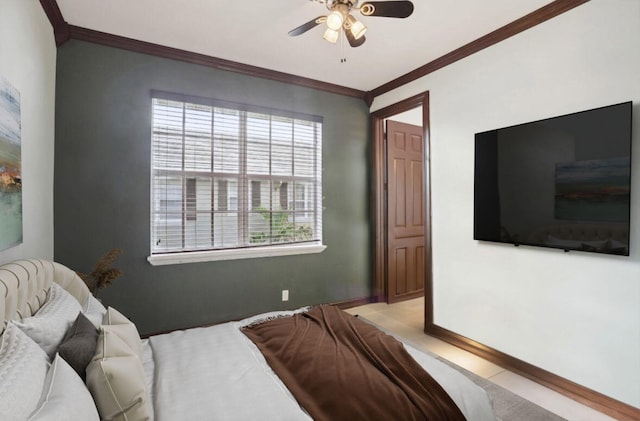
[344,297,616,421]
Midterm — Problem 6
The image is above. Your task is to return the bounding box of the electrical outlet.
[282,289,289,301]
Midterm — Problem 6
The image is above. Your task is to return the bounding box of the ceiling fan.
[289,0,414,48]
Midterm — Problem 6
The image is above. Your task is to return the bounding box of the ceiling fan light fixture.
[346,15,367,40]
[323,27,340,43]
[288,0,414,51]
[326,10,344,31]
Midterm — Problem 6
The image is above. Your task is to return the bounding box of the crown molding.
[367,0,590,100]
[66,26,367,101]
[39,0,589,103]
[38,2,367,101]
[39,0,70,46]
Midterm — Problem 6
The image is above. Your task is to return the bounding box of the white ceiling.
[56,0,552,92]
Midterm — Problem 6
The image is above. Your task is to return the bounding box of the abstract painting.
[0,76,22,250]
[555,157,630,222]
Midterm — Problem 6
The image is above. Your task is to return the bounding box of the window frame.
[147,91,325,266]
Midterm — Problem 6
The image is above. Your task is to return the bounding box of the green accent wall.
[54,40,371,335]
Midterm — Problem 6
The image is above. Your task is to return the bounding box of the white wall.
[372,0,640,407]
[387,107,422,126]
[0,0,56,264]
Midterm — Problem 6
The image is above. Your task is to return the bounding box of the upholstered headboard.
[0,259,90,334]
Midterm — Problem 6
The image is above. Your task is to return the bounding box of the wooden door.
[386,120,425,303]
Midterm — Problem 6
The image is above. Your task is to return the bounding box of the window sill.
[147,243,327,266]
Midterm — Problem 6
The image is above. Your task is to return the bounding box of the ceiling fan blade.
[345,30,366,48]
[288,16,327,36]
[359,1,414,18]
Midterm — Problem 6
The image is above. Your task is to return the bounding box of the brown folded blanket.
[242,305,466,421]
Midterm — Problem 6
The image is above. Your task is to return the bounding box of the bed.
[0,259,496,420]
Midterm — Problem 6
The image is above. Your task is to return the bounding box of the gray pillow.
[58,313,99,380]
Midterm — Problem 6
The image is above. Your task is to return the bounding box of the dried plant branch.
[77,249,123,294]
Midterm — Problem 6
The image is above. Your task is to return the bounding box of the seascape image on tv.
[0,75,22,251]
[555,157,630,222]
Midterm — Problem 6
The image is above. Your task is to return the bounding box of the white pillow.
[83,294,107,329]
[86,328,153,421]
[103,306,143,357]
[13,283,82,358]
[28,354,100,421]
[0,323,50,419]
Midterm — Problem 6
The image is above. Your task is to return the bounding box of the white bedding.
[149,322,312,421]
[141,339,155,405]
[0,259,494,421]
[148,310,496,421]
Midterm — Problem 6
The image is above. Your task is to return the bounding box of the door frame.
[370,91,431,311]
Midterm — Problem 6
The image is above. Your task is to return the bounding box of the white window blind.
[150,94,323,257]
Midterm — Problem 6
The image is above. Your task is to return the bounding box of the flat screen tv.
[474,101,633,256]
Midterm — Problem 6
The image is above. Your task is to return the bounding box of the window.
[148,93,324,265]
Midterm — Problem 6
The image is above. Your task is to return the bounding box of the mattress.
[147,309,495,421]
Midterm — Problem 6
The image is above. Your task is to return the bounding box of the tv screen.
[474,101,633,256]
